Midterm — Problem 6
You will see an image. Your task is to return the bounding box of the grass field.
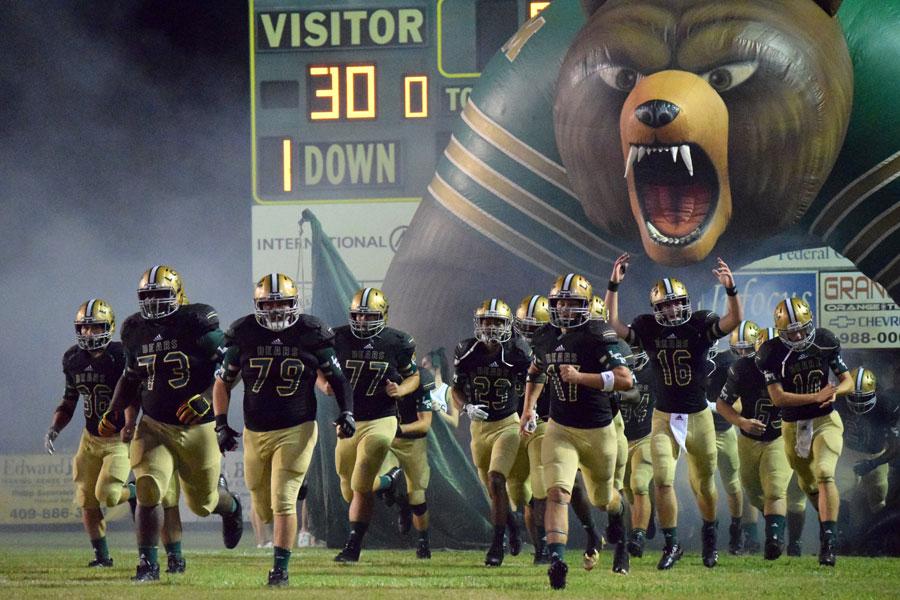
[2,529,899,599]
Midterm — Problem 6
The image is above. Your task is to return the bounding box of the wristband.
[725,286,738,297]
[600,370,615,392]
[607,281,620,292]
[215,414,229,428]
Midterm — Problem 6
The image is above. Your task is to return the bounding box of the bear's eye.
[701,61,758,92]
[597,66,643,92]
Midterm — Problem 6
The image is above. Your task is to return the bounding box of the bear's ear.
[811,0,842,16]
[580,0,609,17]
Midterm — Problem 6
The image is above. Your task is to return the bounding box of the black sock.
[417,528,429,544]
[493,524,505,546]
[820,520,836,544]
[663,527,677,548]
[91,537,109,561]
[273,546,291,570]
[349,521,369,545]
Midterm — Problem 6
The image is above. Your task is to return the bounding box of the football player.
[509,295,552,564]
[213,274,353,585]
[453,298,531,567]
[98,265,243,581]
[756,297,853,566]
[520,274,633,589]
[706,334,748,555]
[620,345,658,558]
[835,367,898,549]
[605,253,744,569]
[717,325,791,559]
[45,299,135,568]
[326,287,419,563]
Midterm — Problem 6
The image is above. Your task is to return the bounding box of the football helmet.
[254,273,301,332]
[514,295,550,342]
[349,287,388,338]
[589,295,609,321]
[650,278,691,326]
[774,297,815,351]
[74,299,115,351]
[138,265,185,319]
[755,327,776,353]
[474,298,513,344]
[847,367,877,415]
[548,273,592,328]
[629,345,650,371]
[729,320,760,357]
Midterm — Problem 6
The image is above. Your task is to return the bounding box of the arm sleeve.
[397,335,418,378]
[828,349,849,377]
[704,312,725,342]
[315,346,353,413]
[198,329,226,362]
[625,317,642,346]
[56,362,79,417]
[718,365,741,405]
[755,346,780,385]
[602,345,628,369]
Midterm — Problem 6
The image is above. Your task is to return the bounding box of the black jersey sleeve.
[755,339,781,386]
[699,310,725,342]
[508,336,534,373]
[815,329,849,377]
[395,331,418,378]
[719,363,742,406]
[452,339,474,391]
[297,314,336,351]
[57,349,80,417]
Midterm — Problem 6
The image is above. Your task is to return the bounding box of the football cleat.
[267,566,289,586]
[376,467,403,507]
[416,539,432,560]
[787,540,803,557]
[702,522,719,568]
[728,520,744,555]
[582,548,599,571]
[627,530,645,558]
[818,540,836,567]
[612,542,630,575]
[254,273,301,332]
[132,556,160,582]
[218,476,243,549]
[166,555,186,573]
[484,541,504,567]
[74,299,116,351]
[548,556,568,590]
[334,540,361,563]
[87,557,113,568]
[764,535,784,561]
[657,544,684,570]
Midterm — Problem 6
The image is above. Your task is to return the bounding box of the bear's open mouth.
[625,143,719,246]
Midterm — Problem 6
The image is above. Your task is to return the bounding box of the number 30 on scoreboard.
[306,64,428,121]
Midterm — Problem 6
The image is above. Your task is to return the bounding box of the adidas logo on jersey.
[271,338,283,345]
[489,361,499,367]
[84,365,93,372]
[153,334,163,342]
[364,343,375,350]
[666,333,677,339]
[555,345,565,351]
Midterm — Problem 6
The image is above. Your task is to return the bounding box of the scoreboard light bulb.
[309,65,340,120]
[404,75,428,118]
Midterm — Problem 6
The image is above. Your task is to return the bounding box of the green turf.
[1,530,899,599]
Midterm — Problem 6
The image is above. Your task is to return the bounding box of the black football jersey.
[531,319,627,429]
[628,310,725,414]
[621,361,659,441]
[223,314,334,432]
[755,328,848,422]
[836,394,899,454]
[453,336,532,421]
[707,351,735,432]
[333,325,416,421]
[397,367,435,439]
[719,356,782,441]
[121,303,222,425]
[517,336,550,420]
[61,342,126,436]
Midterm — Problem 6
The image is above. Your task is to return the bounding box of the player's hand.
[432,394,448,414]
[610,253,630,284]
[120,421,137,443]
[853,458,877,477]
[176,394,211,425]
[740,418,766,436]
[44,428,58,454]
[519,410,537,436]
[97,412,119,437]
[464,403,489,421]
[215,423,241,453]
[334,411,356,439]
[385,381,401,398]
[559,364,581,384]
[815,383,837,408]
[713,257,735,288]
[707,400,719,414]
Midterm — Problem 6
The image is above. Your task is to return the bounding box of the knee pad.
[411,502,428,516]
[186,494,215,517]
[408,490,426,506]
[98,484,123,509]
[135,475,163,506]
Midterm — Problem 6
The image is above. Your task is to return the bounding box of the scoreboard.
[250,0,553,292]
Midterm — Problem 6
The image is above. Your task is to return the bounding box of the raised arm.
[604,253,632,339]
[713,258,744,334]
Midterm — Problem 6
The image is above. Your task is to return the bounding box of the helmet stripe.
[361,287,372,307]
[563,273,575,291]
[663,278,673,294]
[270,273,279,294]
[527,294,539,317]
[738,320,746,343]
[490,298,497,312]
[785,297,797,324]
[856,367,865,392]
[149,265,161,284]
[767,327,776,341]
[86,298,96,318]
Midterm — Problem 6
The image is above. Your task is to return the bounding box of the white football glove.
[432,394,448,414]
[707,400,719,414]
[45,428,59,454]
[524,413,538,434]
[464,403,489,421]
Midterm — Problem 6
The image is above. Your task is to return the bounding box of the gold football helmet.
[138,265,186,319]
[514,295,550,342]
[650,278,691,326]
[75,299,115,351]
[474,298,513,344]
[729,320,760,357]
[589,295,609,321]
[349,287,388,338]
[755,327,776,353]
[548,273,592,328]
[254,273,301,332]
[847,367,877,415]
[774,297,815,351]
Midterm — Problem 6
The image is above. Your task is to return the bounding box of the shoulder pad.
[182,303,219,332]
[755,339,779,369]
[105,341,125,360]
[693,309,717,323]
[295,314,335,346]
[225,314,255,343]
[385,327,416,351]
[120,313,143,341]
[814,328,840,349]
[586,319,619,344]
[62,345,82,369]
[630,313,655,333]
[454,338,479,364]
[614,339,631,356]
